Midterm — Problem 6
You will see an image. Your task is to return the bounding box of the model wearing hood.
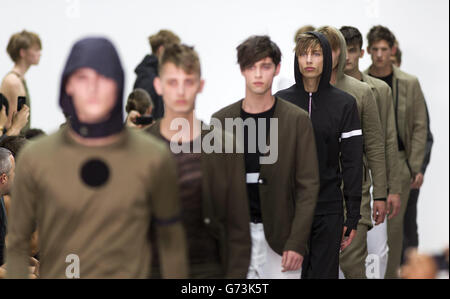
[316,26,388,279]
[275,31,363,279]
[134,54,165,120]
[6,37,188,278]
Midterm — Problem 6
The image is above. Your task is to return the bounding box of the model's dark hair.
[393,45,402,66]
[236,35,281,70]
[367,25,396,48]
[340,26,363,49]
[126,88,153,115]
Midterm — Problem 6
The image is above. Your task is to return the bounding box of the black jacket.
[275,31,363,229]
[133,54,164,120]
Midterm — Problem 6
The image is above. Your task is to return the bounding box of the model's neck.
[302,77,320,93]
[330,68,338,85]
[369,64,393,77]
[68,128,123,147]
[12,61,31,78]
[242,90,275,114]
[345,67,362,81]
[160,109,201,143]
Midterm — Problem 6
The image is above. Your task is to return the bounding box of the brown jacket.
[361,73,401,194]
[212,97,320,256]
[146,122,251,278]
[364,65,428,176]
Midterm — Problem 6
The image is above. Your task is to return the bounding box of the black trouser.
[401,188,420,264]
[301,214,343,279]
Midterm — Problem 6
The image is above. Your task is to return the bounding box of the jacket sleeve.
[421,102,433,174]
[340,99,363,231]
[150,148,189,279]
[381,86,402,194]
[408,79,428,175]
[361,88,387,200]
[6,147,37,278]
[224,134,251,278]
[283,114,319,256]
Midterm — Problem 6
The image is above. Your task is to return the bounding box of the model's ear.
[360,49,365,59]
[153,77,162,96]
[391,45,397,56]
[0,173,7,185]
[275,63,281,76]
[198,79,205,93]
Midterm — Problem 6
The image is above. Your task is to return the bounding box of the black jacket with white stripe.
[275,31,362,229]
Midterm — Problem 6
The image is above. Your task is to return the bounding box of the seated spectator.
[23,128,46,140]
[125,88,154,129]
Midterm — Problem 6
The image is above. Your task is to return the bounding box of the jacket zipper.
[308,92,312,118]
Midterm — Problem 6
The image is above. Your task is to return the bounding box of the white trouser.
[366,200,389,279]
[246,223,302,279]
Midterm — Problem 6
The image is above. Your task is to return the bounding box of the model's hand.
[411,173,424,189]
[29,257,40,279]
[387,193,401,220]
[373,200,387,225]
[341,227,357,251]
[281,250,303,272]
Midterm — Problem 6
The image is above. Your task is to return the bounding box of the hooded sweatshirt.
[59,37,124,139]
[133,54,165,120]
[327,27,387,228]
[7,37,188,278]
[275,32,362,230]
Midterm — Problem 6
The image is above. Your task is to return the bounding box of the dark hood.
[294,31,332,92]
[134,54,159,76]
[59,37,124,138]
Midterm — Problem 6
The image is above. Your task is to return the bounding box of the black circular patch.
[80,159,110,187]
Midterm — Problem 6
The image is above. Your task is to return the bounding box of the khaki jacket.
[212,97,320,256]
[364,66,428,176]
[361,73,401,194]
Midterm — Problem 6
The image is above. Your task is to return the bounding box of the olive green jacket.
[212,97,320,257]
[146,121,251,278]
[361,73,401,195]
[364,65,428,176]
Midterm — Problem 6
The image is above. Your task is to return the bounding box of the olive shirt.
[6,126,187,278]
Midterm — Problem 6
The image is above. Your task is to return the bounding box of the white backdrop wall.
[1,0,448,254]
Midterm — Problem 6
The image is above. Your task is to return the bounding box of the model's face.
[65,67,117,124]
[368,39,394,69]
[298,46,324,80]
[331,47,341,70]
[241,57,280,96]
[154,62,204,115]
[21,44,41,65]
[345,44,364,73]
